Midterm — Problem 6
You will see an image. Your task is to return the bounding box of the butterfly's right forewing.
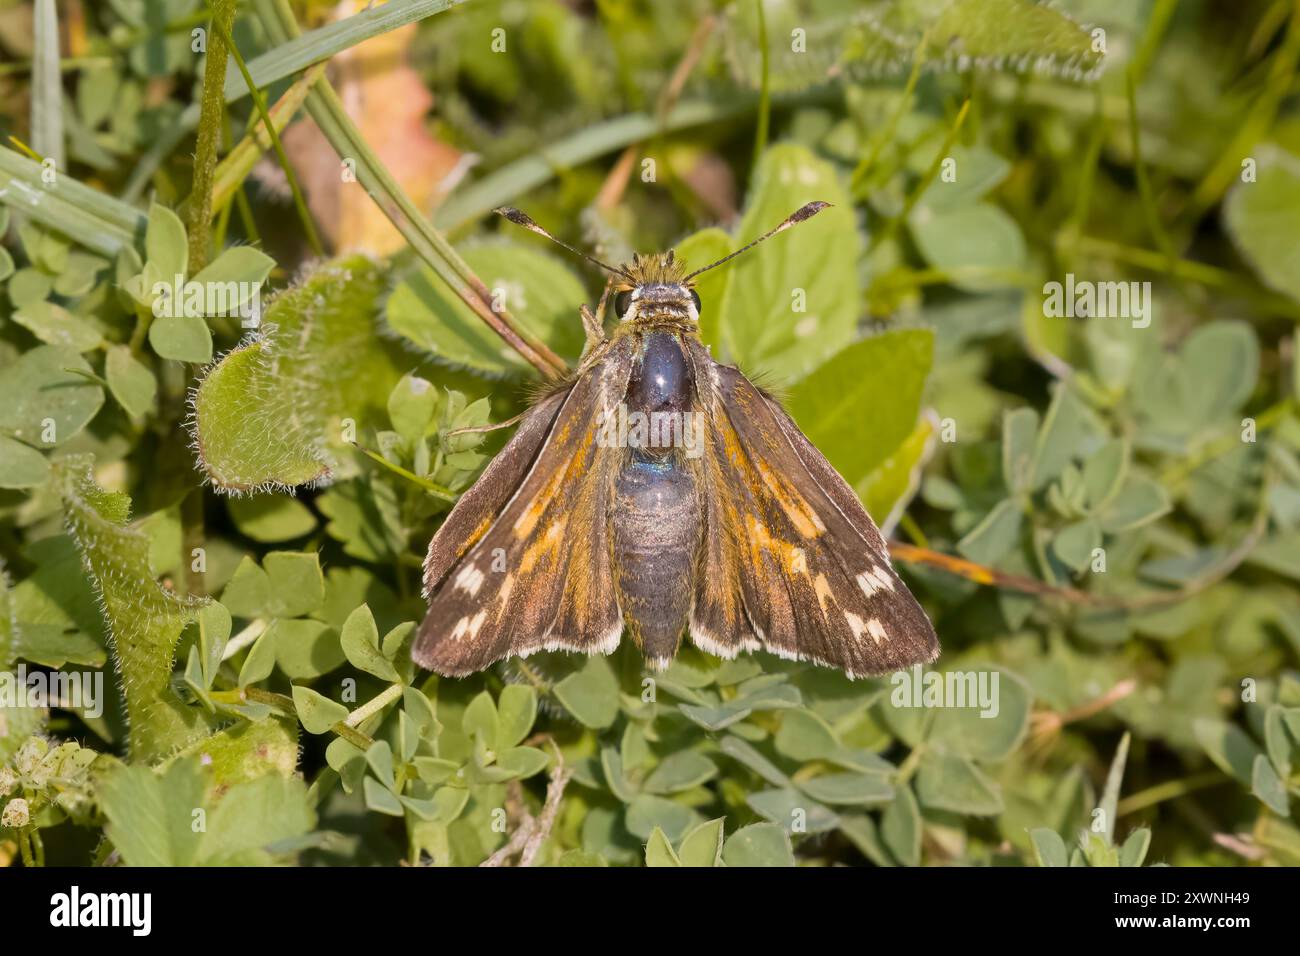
[414,338,635,676]
[686,340,939,678]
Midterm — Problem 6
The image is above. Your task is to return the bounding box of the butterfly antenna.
[494,207,632,279]
[683,201,832,280]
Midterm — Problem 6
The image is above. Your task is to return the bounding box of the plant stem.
[1116,772,1227,816]
[211,1,325,258]
[850,28,930,198]
[345,682,404,728]
[894,743,927,785]
[352,443,458,501]
[869,99,971,252]
[751,0,770,169]
[189,0,238,274]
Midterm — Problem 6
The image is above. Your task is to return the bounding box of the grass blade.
[31,0,64,170]
[225,0,467,101]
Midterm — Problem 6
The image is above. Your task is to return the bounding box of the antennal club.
[683,201,832,280]
[493,207,631,280]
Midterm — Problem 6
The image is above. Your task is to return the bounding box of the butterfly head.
[611,251,700,325]
[492,200,831,329]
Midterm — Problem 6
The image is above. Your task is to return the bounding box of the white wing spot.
[858,567,894,596]
[455,564,485,596]
[866,617,888,645]
[468,610,488,639]
[845,611,868,641]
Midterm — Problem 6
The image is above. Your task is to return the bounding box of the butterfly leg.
[445,410,527,438]
[580,279,614,351]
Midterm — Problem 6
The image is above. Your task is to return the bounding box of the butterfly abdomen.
[611,331,702,666]
[613,456,701,667]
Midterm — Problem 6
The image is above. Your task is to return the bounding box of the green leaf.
[99,758,206,867]
[717,143,860,380]
[57,458,213,760]
[785,330,934,486]
[196,601,231,689]
[105,344,157,417]
[910,203,1026,292]
[145,201,187,282]
[1177,321,1259,419]
[192,256,401,492]
[199,773,315,865]
[748,786,841,834]
[914,145,1012,211]
[674,228,731,352]
[719,734,792,788]
[148,315,213,364]
[881,784,922,866]
[625,794,701,842]
[263,551,324,618]
[722,822,795,867]
[387,373,439,445]
[799,771,894,806]
[857,415,936,527]
[386,241,586,375]
[1030,384,1093,491]
[238,627,278,688]
[0,436,50,489]
[12,300,102,351]
[643,751,718,794]
[957,497,1022,565]
[644,827,682,867]
[190,245,274,302]
[0,345,104,447]
[220,556,272,617]
[340,604,399,682]
[1224,144,1300,304]
[926,667,1032,762]
[227,495,318,542]
[495,684,537,750]
[1252,753,1289,815]
[1097,732,1130,845]
[915,751,1003,815]
[495,746,550,779]
[1193,718,1261,785]
[1002,407,1039,494]
[1082,438,1128,511]
[1097,475,1170,533]
[1030,828,1069,867]
[1119,828,1151,868]
[676,817,726,867]
[363,775,405,816]
[366,739,396,789]
[292,685,349,734]
[553,656,620,729]
[462,690,499,742]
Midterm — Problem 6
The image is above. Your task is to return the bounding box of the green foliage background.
[2,0,1300,867]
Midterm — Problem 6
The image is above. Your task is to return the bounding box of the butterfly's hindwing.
[686,340,939,678]
[413,339,636,676]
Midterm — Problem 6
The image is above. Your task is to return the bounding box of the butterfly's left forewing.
[686,340,939,678]
[413,338,635,676]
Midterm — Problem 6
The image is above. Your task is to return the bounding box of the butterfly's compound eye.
[614,290,633,319]
[689,288,702,317]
